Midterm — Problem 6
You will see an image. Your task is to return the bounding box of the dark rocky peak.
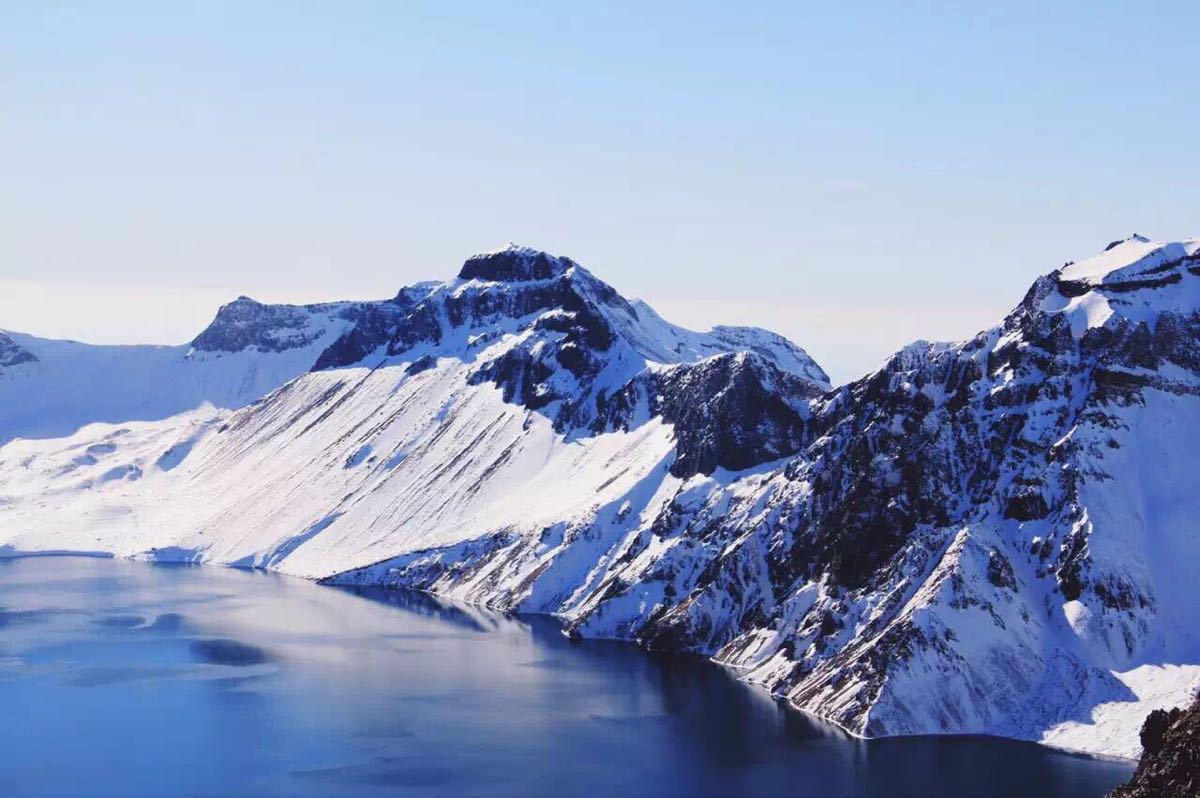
[322,244,826,390]
[312,254,630,372]
[317,246,831,477]
[0,332,37,368]
[451,260,829,445]
[383,248,638,362]
[458,243,576,283]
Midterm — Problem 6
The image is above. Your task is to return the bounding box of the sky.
[2,2,1198,384]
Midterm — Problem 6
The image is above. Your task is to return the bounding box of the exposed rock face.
[310,284,438,371]
[310,302,406,371]
[1110,697,1200,797]
[191,296,364,354]
[313,244,828,447]
[0,333,36,369]
[645,352,822,477]
[457,245,574,282]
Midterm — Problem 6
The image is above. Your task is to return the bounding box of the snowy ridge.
[1,239,1198,760]
[1046,234,1200,337]
[1058,234,1198,286]
[0,297,373,444]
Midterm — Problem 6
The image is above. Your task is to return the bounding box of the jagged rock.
[458,244,575,282]
[649,352,821,476]
[1109,697,1200,797]
[312,284,438,370]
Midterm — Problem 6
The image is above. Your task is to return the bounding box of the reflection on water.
[0,557,1131,798]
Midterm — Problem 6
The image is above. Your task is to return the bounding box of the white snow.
[1060,235,1166,283]
[1043,664,1200,758]
[1042,235,1200,335]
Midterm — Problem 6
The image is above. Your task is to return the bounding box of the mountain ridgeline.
[310,245,829,474]
[1,238,1198,761]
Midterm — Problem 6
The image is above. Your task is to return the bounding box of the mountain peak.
[1057,235,1198,287]
[1103,233,1151,251]
[458,244,576,283]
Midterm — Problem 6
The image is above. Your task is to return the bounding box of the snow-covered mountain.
[0,245,827,567]
[0,295,387,444]
[2,238,1198,760]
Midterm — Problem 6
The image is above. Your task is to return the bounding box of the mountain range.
[2,237,1198,760]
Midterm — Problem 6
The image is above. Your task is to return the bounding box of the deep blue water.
[0,556,1132,797]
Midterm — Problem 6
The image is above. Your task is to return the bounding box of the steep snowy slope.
[2,238,1197,760]
[0,295,409,444]
[0,245,827,577]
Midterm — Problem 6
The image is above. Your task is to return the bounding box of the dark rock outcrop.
[1110,697,1200,798]
[458,245,574,283]
[650,352,821,477]
[310,247,827,470]
[311,284,438,370]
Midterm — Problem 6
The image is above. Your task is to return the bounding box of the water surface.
[0,557,1132,797]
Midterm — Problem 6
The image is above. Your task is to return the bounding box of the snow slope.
[2,239,1198,760]
[0,296,383,444]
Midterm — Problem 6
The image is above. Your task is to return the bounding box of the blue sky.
[2,2,1197,382]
